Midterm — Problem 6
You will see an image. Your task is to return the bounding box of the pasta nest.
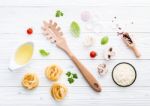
[51,83,67,101]
[45,64,62,81]
[22,73,39,90]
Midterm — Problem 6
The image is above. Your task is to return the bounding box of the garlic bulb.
[83,35,95,47]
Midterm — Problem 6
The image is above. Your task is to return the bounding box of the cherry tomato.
[27,28,33,35]
[90,51,97,58]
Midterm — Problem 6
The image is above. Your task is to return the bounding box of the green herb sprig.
[55,10,64,17]
[66,71,78,84]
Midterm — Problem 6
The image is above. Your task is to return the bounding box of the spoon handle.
[67,52,102,92]
[132,46,141,58]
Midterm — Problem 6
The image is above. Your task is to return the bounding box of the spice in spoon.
[122,32,141,58]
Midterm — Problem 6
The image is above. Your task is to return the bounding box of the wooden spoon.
[42,20,101,92]
[122,32,141,58]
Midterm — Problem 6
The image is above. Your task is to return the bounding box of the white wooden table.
[0,0,150,105]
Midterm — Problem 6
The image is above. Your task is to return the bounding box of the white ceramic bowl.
[8,41,34,71]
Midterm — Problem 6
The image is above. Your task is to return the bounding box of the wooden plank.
[0,6,150,33]
[0,33,149,60]
[0,60,149,87]
[0,87,149,105]
[0,0,150,6]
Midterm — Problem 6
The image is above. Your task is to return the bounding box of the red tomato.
[90,51,97,58]
[27,28,33,35]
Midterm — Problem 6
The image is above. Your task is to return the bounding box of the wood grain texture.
[0,6,150,33]
[0,0,150,105]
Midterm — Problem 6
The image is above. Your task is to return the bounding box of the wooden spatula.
[42,20,101,92]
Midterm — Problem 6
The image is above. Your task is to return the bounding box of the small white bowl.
[8,41,34,71]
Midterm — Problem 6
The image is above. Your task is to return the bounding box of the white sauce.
[113,63,136,86]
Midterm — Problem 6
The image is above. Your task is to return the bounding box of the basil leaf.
[70,21,80,38]
[101,36,109,45]
[39,49,49,56]
[55,10,64,17]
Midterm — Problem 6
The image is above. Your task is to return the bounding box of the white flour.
[113,63,136,86]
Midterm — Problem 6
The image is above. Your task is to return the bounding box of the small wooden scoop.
[42,20,101,92]
[122,32,141,58]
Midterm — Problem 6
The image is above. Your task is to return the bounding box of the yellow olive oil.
[15,44,33,65]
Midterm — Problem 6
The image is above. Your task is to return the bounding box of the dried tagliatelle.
[51,83,68,101]
[22,73,39,90]
[45,64,63,81]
